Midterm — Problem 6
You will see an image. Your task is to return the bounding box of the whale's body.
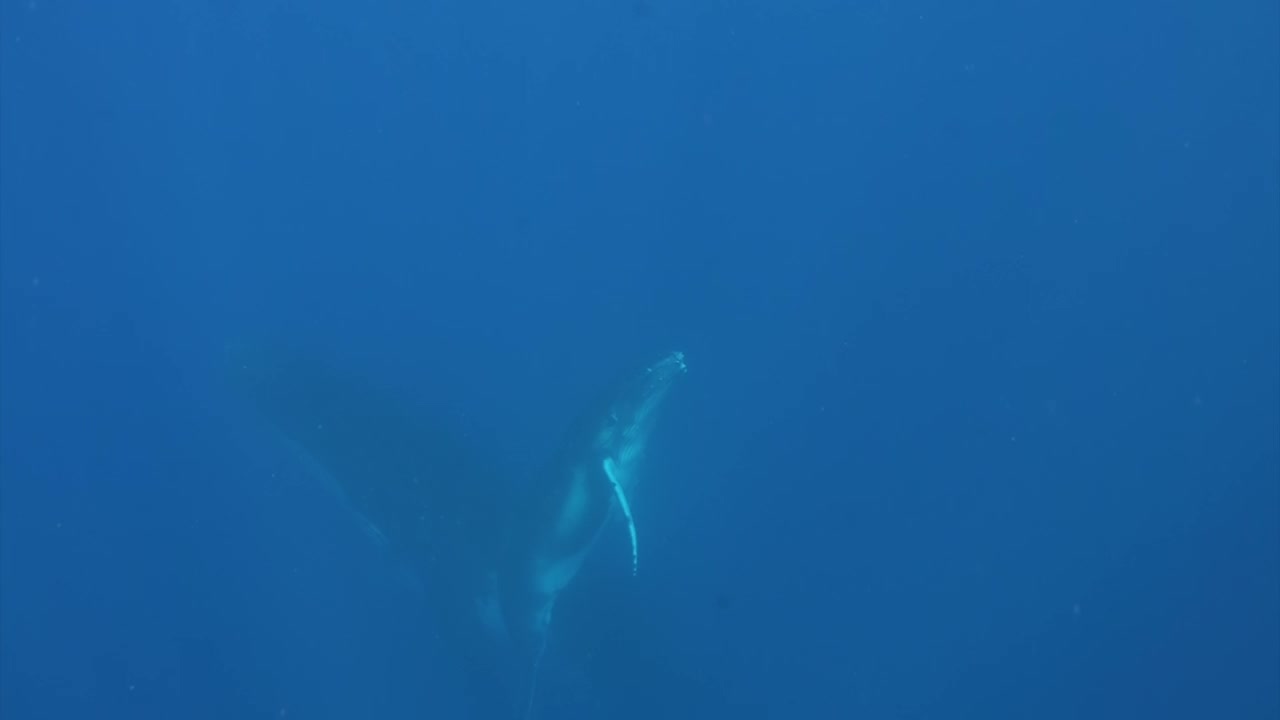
[498,352,687,669]
[232,348,691,718]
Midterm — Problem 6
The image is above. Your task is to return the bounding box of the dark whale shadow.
[226,345,742,719]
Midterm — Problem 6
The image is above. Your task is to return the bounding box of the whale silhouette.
[230,347,707,718]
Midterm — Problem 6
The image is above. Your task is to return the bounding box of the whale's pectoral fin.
[602,457,638,576]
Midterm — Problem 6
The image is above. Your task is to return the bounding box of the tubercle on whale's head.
[597,350,687,448]
[654,350,687,376]
[641,350,687,390]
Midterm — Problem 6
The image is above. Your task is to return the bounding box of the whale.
[494,351,688,712]
[229,346,702,718]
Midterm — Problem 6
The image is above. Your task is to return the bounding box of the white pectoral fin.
[602,457,638,576]
[355,512,391,549]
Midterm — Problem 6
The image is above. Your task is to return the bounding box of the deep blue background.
[2,1,1277,718]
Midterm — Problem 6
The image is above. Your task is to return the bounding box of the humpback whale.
[495,351,688,712]
[231,347,696,718]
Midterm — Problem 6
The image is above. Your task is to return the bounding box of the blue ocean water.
[1,1,1277,718]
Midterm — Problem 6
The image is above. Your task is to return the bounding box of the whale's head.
[592,351,687,464]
